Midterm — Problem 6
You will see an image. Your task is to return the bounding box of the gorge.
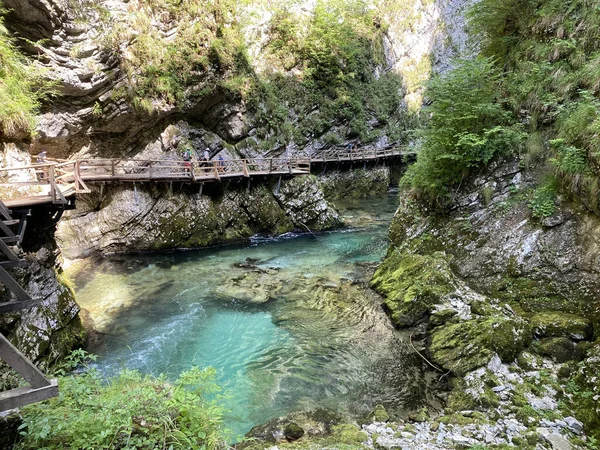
[1,0,600,449]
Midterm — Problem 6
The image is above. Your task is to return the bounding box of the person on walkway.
[36,151,48,181]
[182,147,193,175]
[218,154,225,174]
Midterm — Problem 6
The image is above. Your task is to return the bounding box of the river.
[71,192,435,441]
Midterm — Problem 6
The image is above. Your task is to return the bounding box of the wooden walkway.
[0,147,409,209]
[0,200,58,412]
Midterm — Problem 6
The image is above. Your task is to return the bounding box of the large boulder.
[429,315,532,375]
[530,312,593,341]
[371,250,456,327]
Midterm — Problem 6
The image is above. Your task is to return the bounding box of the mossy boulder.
[530,312,592,341]
[429,316,532,375]
[284,423,304,441]
[535,337,577,363]
[328,424,368,445]
[371,250,456,327]
[362,404,389,424]
[571,341,600,440]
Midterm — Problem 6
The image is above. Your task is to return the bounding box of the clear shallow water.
[72,193,433,441]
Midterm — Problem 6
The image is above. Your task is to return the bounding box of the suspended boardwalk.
[0,145,409,411]
[0,147,410,209]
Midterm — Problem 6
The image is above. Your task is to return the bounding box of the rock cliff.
[372,161,600,445]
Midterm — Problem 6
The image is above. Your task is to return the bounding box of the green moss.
[530,312,592,341]
[430,316,532,375]
[535,337,576,363]
[370,250,455,327]
[329,424,368,446]
[361,404,389,424]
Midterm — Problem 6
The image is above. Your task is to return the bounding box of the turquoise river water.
[72,193,434,441]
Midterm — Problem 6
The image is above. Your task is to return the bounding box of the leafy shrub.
[17,353,227,450]
[468,0,600,212]
[401,57,524,207]
[529,177,558,219]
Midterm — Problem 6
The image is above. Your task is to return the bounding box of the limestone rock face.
[56,175,342,259]
[0,210,86,379]
[375,161,600,380]
[319,167,391,200]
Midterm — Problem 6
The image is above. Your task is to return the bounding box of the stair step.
[0,298,43,314]
[0,260,26,268]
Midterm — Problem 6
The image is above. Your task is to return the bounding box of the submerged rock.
[283,422,304,441]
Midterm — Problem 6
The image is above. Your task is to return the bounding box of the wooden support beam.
[0,260,27,269]
[0,298,42,314]
[0,239,18,262]
[0,220,17,238]
[0,202,12,221]
[0,334,51,388]
[0,266,30,300]
[0,379,58,412]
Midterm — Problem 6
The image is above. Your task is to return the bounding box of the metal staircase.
[0,200,58,412]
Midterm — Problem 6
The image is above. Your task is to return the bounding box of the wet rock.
[245,408,344,444]
[362,404,390,424]
[58,176,342,258]
[283,422,304,441]
[530,312,592,341]
[320,167,391,201]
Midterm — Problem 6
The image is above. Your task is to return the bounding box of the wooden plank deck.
[1,147,411,209]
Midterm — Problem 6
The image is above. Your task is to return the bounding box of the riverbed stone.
[283,423,304,441]
[530,312,592,341]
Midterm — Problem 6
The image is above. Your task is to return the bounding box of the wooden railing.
[0,147,410,208]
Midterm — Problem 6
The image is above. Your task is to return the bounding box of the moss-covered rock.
[535,337,577,363]
[429,316,532,375]
[329,424,368,446]
[362,404,390,424]
[530,312,593,341]
[571,341,600,440]
[371,250,456,327]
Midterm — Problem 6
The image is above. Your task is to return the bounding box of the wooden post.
[111,160,115,177]
[269,158,273,173]
[48,165,56,203]
[243,160,249,177]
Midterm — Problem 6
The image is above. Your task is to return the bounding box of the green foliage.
[529,177,558,219]
[103,0,248,110]
[401,57,524,207]
[0,17,54,138]
[468,0,600,211]
[245,0,409,149]
[17,352,227,450]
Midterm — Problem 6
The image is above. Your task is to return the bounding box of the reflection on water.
[72,193,433,440]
